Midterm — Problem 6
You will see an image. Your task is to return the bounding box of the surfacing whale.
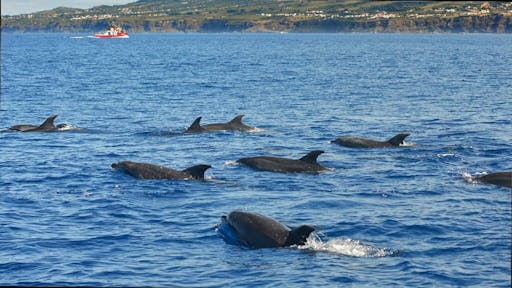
[185,114,254,133]
[219,210,315,249]
[111,161,211,180]
[10,115,60,132]
[237,150,328,173]
[9,115,80,132]
[331,133,410,148]
[474,171,511,188]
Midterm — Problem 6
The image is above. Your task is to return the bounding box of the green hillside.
[2,0,511,33]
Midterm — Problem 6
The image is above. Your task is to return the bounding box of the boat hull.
[94,33,129,39]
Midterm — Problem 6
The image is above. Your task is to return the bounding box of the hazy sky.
[1,0,133,15]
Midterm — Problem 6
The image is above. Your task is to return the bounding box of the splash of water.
[437,153,455,158]
[224,160,240,166]
[298,233,398,257]
[57,124,81,131]
[399,141,416,147]
[248,127,266,133]
[463,171,487,184]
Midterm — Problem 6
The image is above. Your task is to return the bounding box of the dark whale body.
[185,115,254,133]
[475,171,511,188]
[220,210,315,249]
[237,150,328,173]
[10,115,60,132]
[111,161,211,180]
[331,133,410,148]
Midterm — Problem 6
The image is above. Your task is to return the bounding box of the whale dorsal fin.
[285,225,315,246]
[387,133,410,146]
[38,115,58,129]
[229,114,245,124]
[183,164,211,180]
[186,117,203,132]
[299,150,324,164]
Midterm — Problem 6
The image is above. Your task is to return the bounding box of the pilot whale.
[10,115,60,132]
[237,150,328,173]
[331,133,410,148]
[185,114,254,133]
[219,210,315,249]
[111,161,211,180]
[474,171,511,188]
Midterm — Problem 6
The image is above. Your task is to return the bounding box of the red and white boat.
[94,25,129,38]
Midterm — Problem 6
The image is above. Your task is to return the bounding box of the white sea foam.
[437,153,455,158]
[399,141,416,147]
[297,234,397,257]
[463,171,487,184]
[57,124,80,131]
[224,160,240,166]
[248,127,266,133]
[69,36,85,39]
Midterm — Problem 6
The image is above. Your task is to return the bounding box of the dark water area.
[1,33,511,287]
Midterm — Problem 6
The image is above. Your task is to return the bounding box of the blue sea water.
[1,33,511,287]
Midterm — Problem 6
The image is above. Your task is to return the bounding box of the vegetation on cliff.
[2,0,511,33]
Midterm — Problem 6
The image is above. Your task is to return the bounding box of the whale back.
[200,114,254,132]
[331,137,383,148]
[227,211,290,248]
[229,114,245,125]
[112,161,210,180]
[477,171,512,188]
[35,115,58,131]
[228,114,254,131]
[238,150,328,173]
[111,161,177,179]
[9,124,39,131]
[18,115,58,132]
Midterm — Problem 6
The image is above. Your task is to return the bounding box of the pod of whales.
[219,210,315,249]
[237,150,328,173]
[474,171,512,188]
[111,161,211,180]
[185,114,254,133]
[331,133,410,148]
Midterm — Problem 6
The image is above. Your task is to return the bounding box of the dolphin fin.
[38,115,58,129]
[285,225,315,246]
[387,133,410,146]
[183,164,211,180]
[186,117,203,132]
[299,150,324,164]
[229,114,245,124]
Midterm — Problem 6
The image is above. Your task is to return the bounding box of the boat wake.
[297,233,398,257]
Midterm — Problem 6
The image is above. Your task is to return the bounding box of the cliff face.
[2,0,512,33]
[292,15,512,33]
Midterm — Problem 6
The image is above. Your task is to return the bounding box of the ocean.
[1,33,511,287]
